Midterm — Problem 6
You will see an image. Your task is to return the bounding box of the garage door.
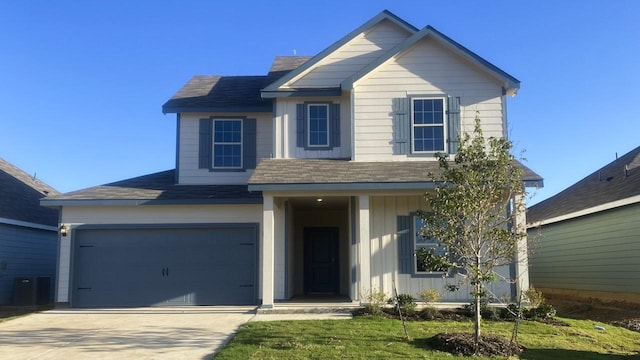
[72,225,257,307]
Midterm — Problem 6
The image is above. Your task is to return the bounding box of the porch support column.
[261,194,275,309]
[514,192,530,298]
[358,195,371,304]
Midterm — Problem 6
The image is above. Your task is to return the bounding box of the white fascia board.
[527,194,640,228]
[0,216,57,231]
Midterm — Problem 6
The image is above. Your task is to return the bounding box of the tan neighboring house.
[527,145,640,303]
[42,10,542,308]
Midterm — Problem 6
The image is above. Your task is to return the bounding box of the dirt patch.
[426,332,522,357]
[546,293,640,332]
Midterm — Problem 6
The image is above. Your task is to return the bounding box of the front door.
[304,227,339,294]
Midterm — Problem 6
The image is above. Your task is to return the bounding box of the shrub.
[526,304,557,319]
[419,288,442,304]
[388,293,417,315]
[419,306,439,320]
[523,287,545,308]
[363,288,387,316]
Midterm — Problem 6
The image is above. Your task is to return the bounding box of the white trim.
[527,194,640,228]
[0,216,57,231]
[410,97,447,154]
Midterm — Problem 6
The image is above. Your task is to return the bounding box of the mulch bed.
[426,332,523,357]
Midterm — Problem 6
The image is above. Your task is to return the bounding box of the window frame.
[306,103,330,148]
[410,96,447,154]
[413,215,448,274]
[212,118,243,170]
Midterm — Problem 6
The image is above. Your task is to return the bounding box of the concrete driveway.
[0,306,257,359]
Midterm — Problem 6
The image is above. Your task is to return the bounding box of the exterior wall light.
[59,224,68,237]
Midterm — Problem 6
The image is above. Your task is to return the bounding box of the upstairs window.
[213,119,242,169]
[308,104,329,147]
[392,96,460,156]
[412,98,446,153]
[296,102,341,150]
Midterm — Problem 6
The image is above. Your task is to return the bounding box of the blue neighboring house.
[0,157,59,305]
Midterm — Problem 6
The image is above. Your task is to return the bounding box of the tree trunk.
[474,256,481,353]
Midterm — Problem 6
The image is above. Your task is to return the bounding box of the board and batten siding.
[56,204,263,303]
[273,96,351,159]
[352,37,505,161]
[528,203,640,295]
[177,113,272,185]
[0,223,57,304]
[369,195,513,302]
[289,19,412,88]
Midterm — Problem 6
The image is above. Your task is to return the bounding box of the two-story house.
[42,10,542,308]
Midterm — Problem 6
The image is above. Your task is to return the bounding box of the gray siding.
[528,203,640,294]
[0,223,57,304]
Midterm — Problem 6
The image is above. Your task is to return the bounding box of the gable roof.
[261,9,419,93]
[342,25,520,94]
[249,159,543,191]
[162,75,272,114]
[0,157,59,227]
[40,170,262,206]
[527,145,640,226]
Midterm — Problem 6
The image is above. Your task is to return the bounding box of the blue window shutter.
[198,118,212,169]
[330,103,340,148]
[243,118,257,169]
[393,98,410,155]
[296,103,306,148]
[447,96,461,154]
[397,215,413,274]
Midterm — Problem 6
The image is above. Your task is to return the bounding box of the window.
[213,119,242,169]
[307,104,329,147]
[412,98,446,153]
[296,103,340,150]
[414,216,448,273]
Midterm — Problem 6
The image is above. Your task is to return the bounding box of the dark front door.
[304,227,339,294]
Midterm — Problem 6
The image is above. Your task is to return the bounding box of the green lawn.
[214,316,640,359]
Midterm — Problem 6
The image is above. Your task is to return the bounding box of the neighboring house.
[41,10,542,308]
[0,157,59,305]
[527,146,640,303]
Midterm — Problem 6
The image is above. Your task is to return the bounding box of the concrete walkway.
[0,307,257,360]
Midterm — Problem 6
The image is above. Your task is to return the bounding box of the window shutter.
[198,118,212,169]
[393,98,410,155]
[397,215,413,274]
[243,118,257,169]
[330,103,340,148]
[447,96,461,154]
[296,103,306,148]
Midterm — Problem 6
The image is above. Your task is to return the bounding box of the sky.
[1,1,639,205]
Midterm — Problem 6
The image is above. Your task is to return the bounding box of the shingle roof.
[248,159,543,189]
[162,76,272,113]
[41,170,262,205]
[162,56,312,114]
[0,157,59,226]
[527,145,640,224]
[263,56,312,88]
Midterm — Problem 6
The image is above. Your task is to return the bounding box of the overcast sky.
[1,1,638,205]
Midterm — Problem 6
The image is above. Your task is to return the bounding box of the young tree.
[419,115,526,351]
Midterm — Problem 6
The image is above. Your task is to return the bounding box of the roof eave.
[261,88,342,99]
[162,105,273,114]
[40,197,263,207]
